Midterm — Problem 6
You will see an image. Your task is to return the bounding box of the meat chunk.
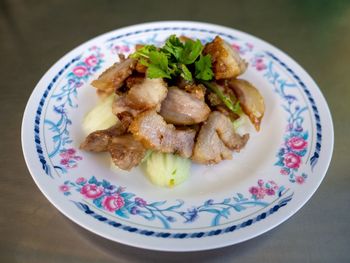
[228,79,265,131]
[129,110,196,158]
[192,111,249,164]
[80,124,145,170]
[204,36,247,80]
[79,124,127,152]
[160,87,210,125]
[112,78,168,117]
[108,135,146,170]
[183,83,206,101]
[91,58,136,97]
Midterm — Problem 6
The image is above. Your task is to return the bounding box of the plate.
[21,21,333,251]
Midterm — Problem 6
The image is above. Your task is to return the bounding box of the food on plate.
[144,151,191,187]
[80,35,265,187]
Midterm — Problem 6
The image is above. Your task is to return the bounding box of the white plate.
[21,21,333,251]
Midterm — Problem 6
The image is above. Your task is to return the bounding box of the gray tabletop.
[1,0,349,262]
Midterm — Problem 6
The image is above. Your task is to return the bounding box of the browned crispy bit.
[79,124,127,152]
[112,78,168,117]
[203,36,247,80]
[91,58,136,97]
[108,134,146,170]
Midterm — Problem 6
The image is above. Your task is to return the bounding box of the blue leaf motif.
[232,205,246,212]
[115,208,130,219]
[88,176,98,184]
[149,201,167,207]
[93,196,104,208]
[223,198,231,204]
[101,180,110,188]
[120,192,135,200]
[165,200,184,210]
[233,197,239,202]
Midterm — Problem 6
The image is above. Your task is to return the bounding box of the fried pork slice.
[203,36,247,80]
[108,135,146,170]
[112,78,168,117]
[91,58,136,97]
[79,124,127,152]
[228,79,265,131]
[129,110,196,158]
[159,87,210,125]
[192,111,249,164]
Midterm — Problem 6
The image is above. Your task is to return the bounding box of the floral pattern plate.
[21,21,334,251]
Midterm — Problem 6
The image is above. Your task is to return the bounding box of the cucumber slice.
[82,94,118,134]
[144,152,190,188]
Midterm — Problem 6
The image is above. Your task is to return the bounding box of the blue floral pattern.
[60,176,286,228]
[44,47,104,173]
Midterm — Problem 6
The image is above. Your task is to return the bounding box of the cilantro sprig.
[130,35,213,81]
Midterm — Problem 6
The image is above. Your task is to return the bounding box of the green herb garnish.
[202,81,242,115]
[130,35,213,81]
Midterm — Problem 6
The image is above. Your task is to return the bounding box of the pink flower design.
[284,152,301,169]
[80,184,104,199]
[73,66,88,77]
[249,186,259,195]
[75,177,86,184]
[67,148,76,155]
[296,176,305,184]
[84,55,98,67]
[256,188,266,199]
[266,188,275,196]
[59,148,82,169]
[135,197,147,207]
[254,58,267,71]
[280,169,289,175]
[116,45,130,53]
[246,43,254,50]
[60,158,69,165]
[102,195,125,212]
[59,185,70,192]
[287,137,307,151]
[231,44,241,52]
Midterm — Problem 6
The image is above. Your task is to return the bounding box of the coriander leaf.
[147,64,171,79]
[149,51,169,72]
[162,35,184,60]
[179,64,193,81]
[179,39,203,64]
[130,45,157,59]
[139,57,149,66]
[195,55,214,81]
[202,81,242,115]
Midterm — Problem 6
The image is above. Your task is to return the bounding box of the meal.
[80,35,265,187]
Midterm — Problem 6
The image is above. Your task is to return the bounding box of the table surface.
[1,0,349,262]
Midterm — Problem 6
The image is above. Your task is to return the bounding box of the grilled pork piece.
[204,36,247,80]
[80,124,146,170]
[228,79,265,131]
[129,110,196,158]
[112,78,168,118]
[192,111,249,164]
[91,58,136,97]
[79,124,127,152]
[108,135,146,170]
[160,87,210,125]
